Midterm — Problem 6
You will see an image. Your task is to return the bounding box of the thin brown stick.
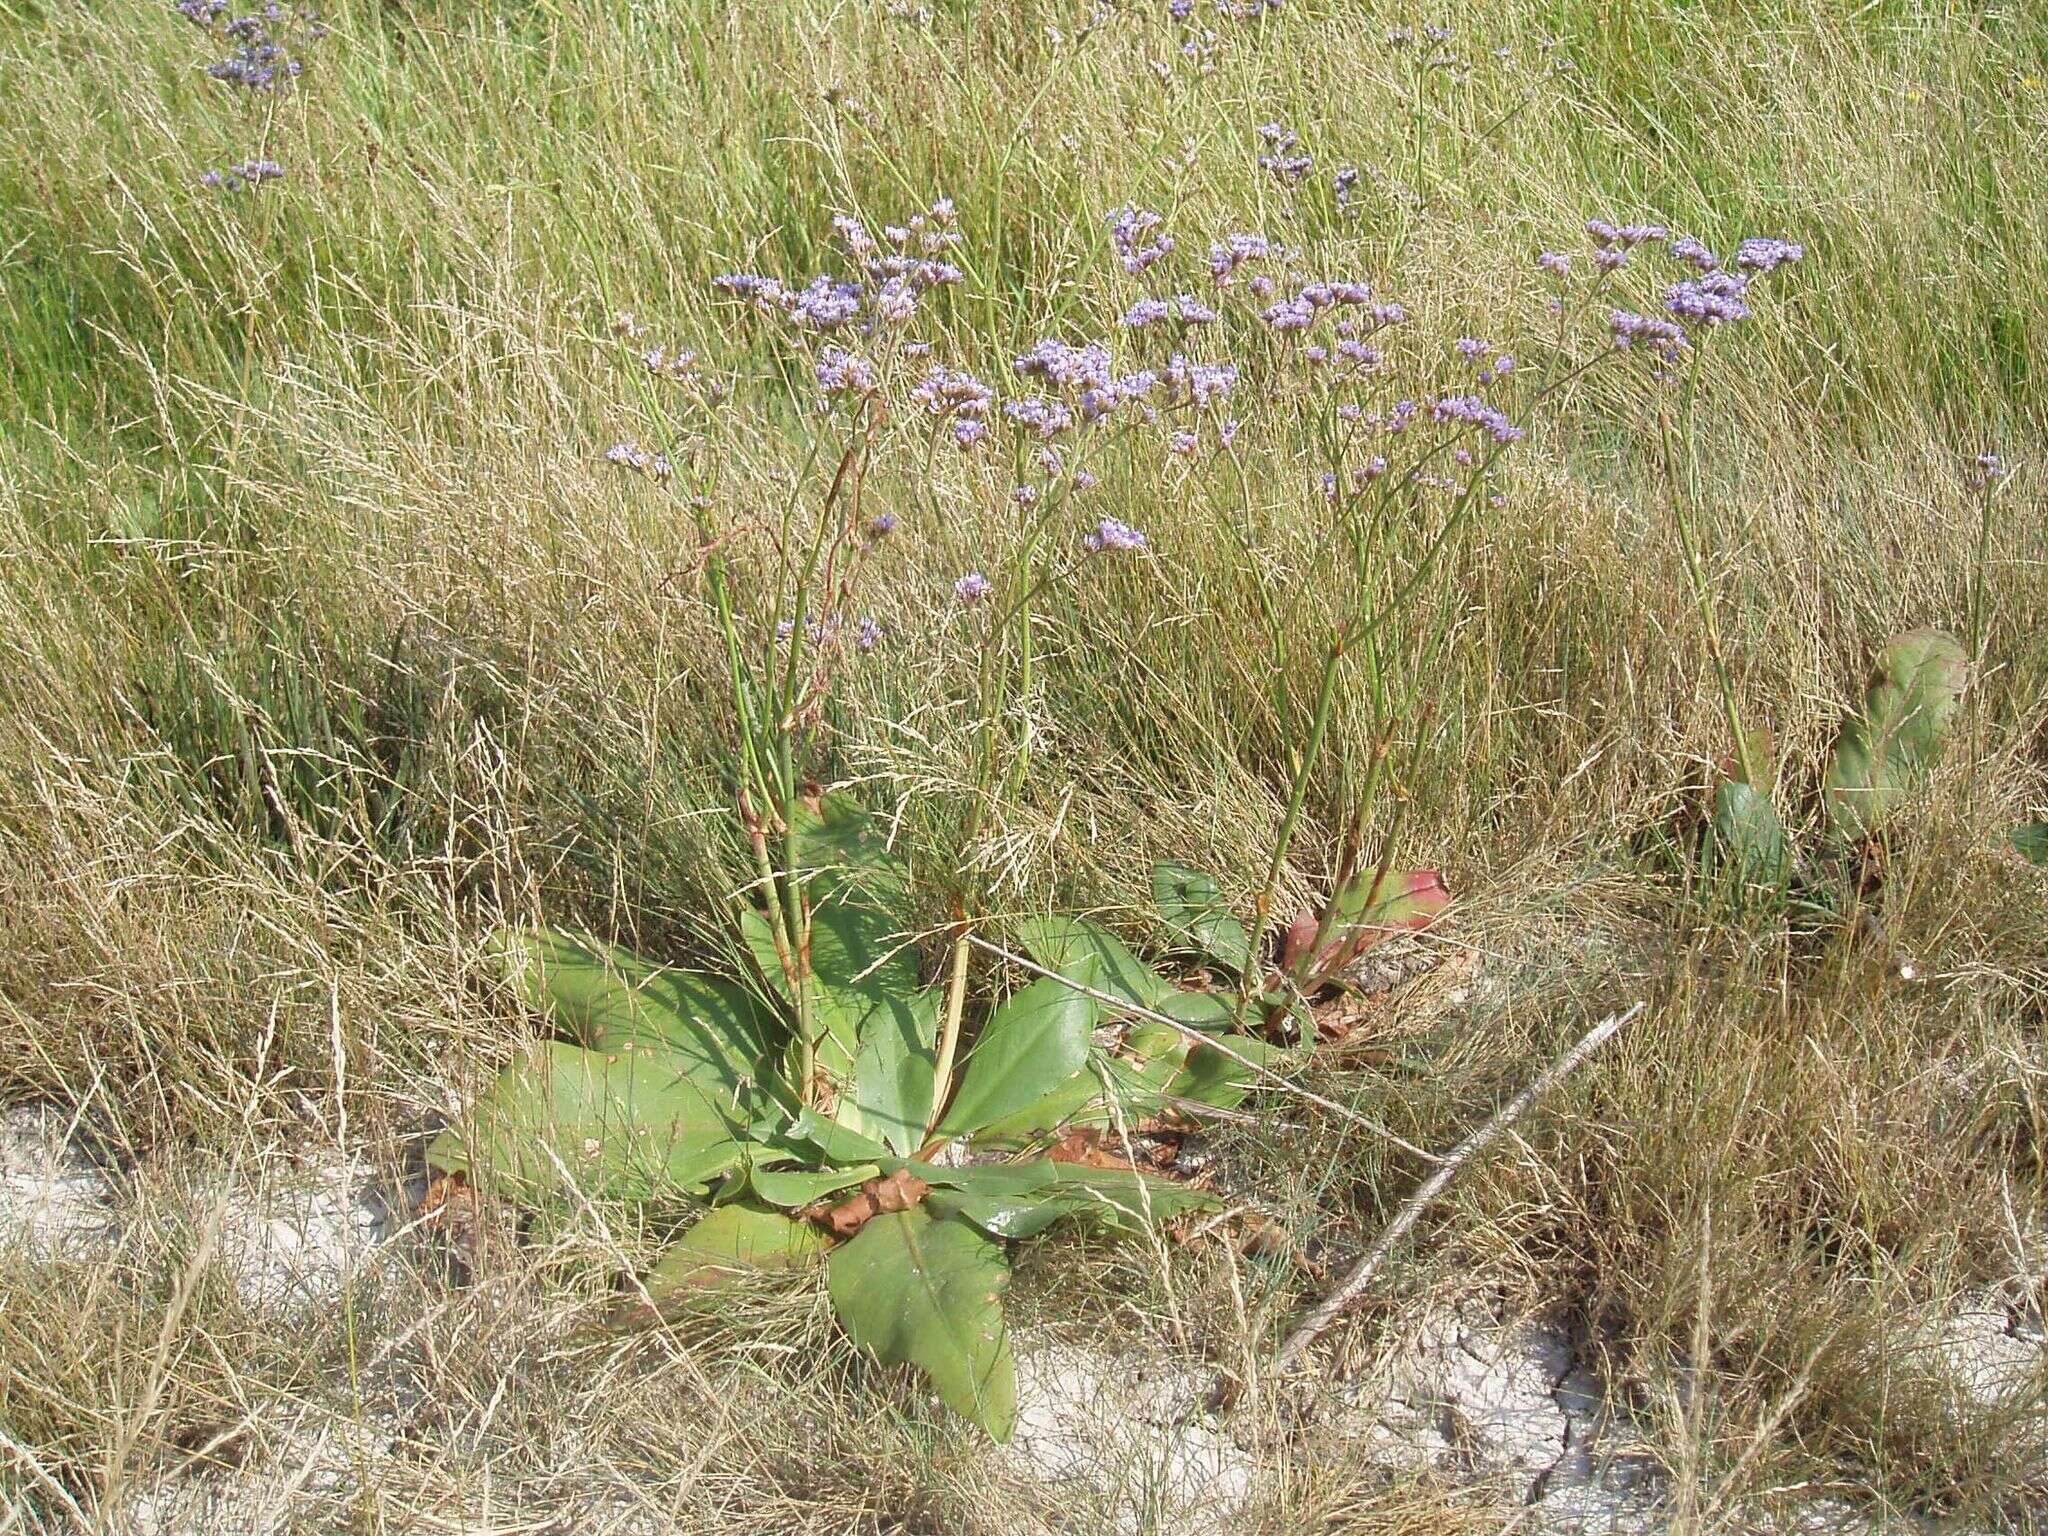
[1268,1001,1646,1378]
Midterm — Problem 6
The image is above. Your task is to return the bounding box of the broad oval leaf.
[937,975,1098,1137]
[1704,780,1792,894]
[827,1208,1017,1440]
[641,1204,826,1303]
[1009,914,1176,1012]
[919,1160,1218,1240]
[1170,1033,1286,1111]
[1152,861,1252,975]
[428,1041,749,1200]
[494,928,772,1081]
[1824,628,1967,840]
[844,986,940,1156]
[2013,822,2048,867]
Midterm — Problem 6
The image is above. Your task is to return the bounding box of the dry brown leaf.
[809,1166,931,1237]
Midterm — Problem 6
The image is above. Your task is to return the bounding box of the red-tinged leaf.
[1280,907,1321,974]
[1297,868,1451,982]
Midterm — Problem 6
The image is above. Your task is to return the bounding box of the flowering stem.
[1661,356,1756,787]
[1236,624,1349,1026]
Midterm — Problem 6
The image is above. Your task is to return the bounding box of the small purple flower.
[1083,517,1146,553]
[1669,234,1719,271]
[1219,418,1240,447]
[1431,393,1524,443]
[953,418,989,448]
[1537,250,1571,276]
[1170,430,1199,457]
[1665,271,1751,326]
[1121,297,1172,329]
[1969,452,2008,489]
[1734,237,1804,273]
[1073,468,1100,491]
[855,616,883,651]
[1106,204,1175,275]
[954,571,993,604]
[816,347,879,396]
[1455,336,1490,361]
[1012,484,1039,506]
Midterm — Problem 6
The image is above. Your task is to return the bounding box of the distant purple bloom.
[1083,517,1146,553]
[1012,484,1039,506]
[911,365,993,418]
[1121,297,1172,329]
[1665,270,1751,326]
[1003,395,1074,439]
[855,617,883,651]
[816,347,878,395]
[1669,234,1718,271]
[1170,430,1199,456]
[1735,236,1804,273]
[953,418,989,448]
[868,513,898,538]
[1432,393,1524,443]
[1969,452,2008,489]
[1456,336,1490,361]
[954,571,993,604]
[1107,204,1174,275]
[1537,250,1571,275]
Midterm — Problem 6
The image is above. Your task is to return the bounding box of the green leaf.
[1824,628,1967,840]
[428,1041,749,1200]
[844,986,940,1155]
[790,791,910,897]
[733,1154,878,1209]
[1170,1033,1285,1111]
[1156,990,1239,1034]
[827,1208,1017,1440]
[1152,862,1252,975]
[937,974,1099,1137]
[1009,915,1175,1012]
[741,883,923,1089]
[2013,822,2048,866]
[962,1068,1105,1142]
[1704,780,1793,894]
[919,1160,1218,1240]
[493,928,772,1082]
[642,1205,826,1302]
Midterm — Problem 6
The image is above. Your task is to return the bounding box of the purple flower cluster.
[1107,205,1174,275]
[1208,231,1288,286]
[181,2,327,93]
[1083,517,1146,553]
[1734,237,1804,273]
[1664,271,1752,327]
[712,198,962,336]
[642,344,699,381]
[1431,394,1524,443]
[954,571,993,604]
[1163,354,1237,407]
[816,347,879,397]
[1608,310,1689,363]
[1669,235,1718,272]
[910,365,994,421]
[1968,452,2008,490]
[1014,338,1115,392]
[198,157,285,191]
[1257,122,1313,185]
[1120,294,1219,329]
[604,442,673,479]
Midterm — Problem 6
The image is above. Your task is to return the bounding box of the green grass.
[2,0,2046,1529]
